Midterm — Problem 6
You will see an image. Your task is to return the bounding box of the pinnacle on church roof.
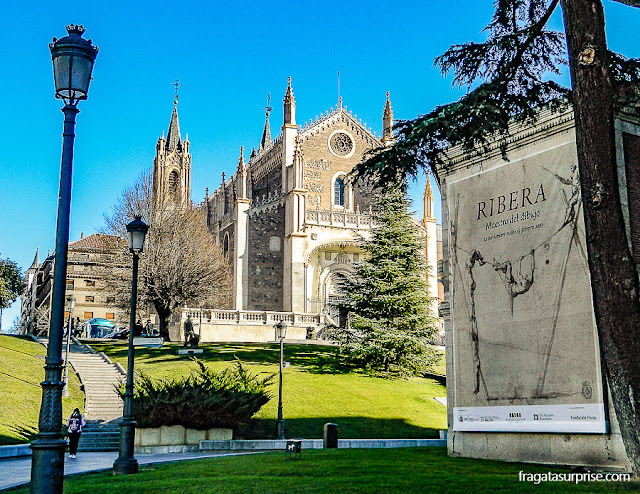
[238,146,245,170]
[283,77,296,126]
[284,77,294,104]
[260,93,272,150]
[29,246,40,270]
[166,98,182,151]
[260,112,271,150]
[383,91,394,142]
[384,91,393,119]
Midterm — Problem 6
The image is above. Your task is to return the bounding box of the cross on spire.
[264,92,272,114]
[171,78,183,104]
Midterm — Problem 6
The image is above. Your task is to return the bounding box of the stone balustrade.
[178,308,329,343]
[305,209,380,229]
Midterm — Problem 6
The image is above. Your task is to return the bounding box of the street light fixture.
[62,295,76,397]
[30,24,97,494]
[113,216,148,476]
[274,321,287,440]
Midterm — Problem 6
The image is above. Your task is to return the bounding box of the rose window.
[329,132,354,157]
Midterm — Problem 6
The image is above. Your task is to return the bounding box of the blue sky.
[1,1,639,329]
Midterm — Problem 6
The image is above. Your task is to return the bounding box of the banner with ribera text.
[448,141,606,433]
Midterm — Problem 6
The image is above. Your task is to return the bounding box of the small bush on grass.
[118,358,273,430]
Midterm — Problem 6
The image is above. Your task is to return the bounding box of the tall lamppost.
[274,321,287,440]
[30,25,97,494]
[62,295,76,397]
[113,216,148,475]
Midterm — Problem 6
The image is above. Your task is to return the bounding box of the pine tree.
[333,185,439,376]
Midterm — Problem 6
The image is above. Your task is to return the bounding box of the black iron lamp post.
[30,24,97,494]
[62,295,76,397]
[113,216,148,476]
[274,321,287,440]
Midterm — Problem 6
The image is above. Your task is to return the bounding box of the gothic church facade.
[152,78,440,323]
[203,78,436,321]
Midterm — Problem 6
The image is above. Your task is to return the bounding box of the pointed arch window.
[168,170,180,201]
[334,177,345,206]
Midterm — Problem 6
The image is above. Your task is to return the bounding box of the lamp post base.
[112,417,138,475]
[112,457,139,475]
[277,419,284,440]
[30,438,67,494]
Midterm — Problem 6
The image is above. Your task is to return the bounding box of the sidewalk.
[0,450,258,491]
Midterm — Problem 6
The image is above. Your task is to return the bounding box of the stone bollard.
[323,423,338,448]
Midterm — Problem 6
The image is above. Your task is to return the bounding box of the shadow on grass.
[90,341,354,374]
[0,425,38,446]
[236,416,442,441]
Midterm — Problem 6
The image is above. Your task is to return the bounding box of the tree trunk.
[155,303,172,342]
[561,0,640,473]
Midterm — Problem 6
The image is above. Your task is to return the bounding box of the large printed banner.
[448,141,606,433]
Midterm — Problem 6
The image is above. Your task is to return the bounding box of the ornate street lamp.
[274,321,287,440]
[62,295,76,397]
[30,25,97,494]
[113,216,148,475]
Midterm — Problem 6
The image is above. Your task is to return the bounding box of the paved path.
[0,451,259,491]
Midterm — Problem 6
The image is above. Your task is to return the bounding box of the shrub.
[117,358,273,430]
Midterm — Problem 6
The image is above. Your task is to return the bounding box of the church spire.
[382,91,394,144]
[29,247,40,270]
[260,93,272,149]
[166,97,182,151]
[283,77,296,127]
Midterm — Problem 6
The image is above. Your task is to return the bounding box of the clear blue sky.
[1,1,638,329]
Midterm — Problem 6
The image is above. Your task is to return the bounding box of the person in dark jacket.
[134,319,144,337]
[66,408,86,458]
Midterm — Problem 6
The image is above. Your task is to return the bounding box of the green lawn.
[0,335,85,445]
[88,341,447,439]
[7,448,637,494]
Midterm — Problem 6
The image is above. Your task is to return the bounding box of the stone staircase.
[65,342,125,452]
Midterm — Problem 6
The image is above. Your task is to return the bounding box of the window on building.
[85,296,94,303]
[84,312,93,319]
[64,311,69,319]
[105,313,114,320]
[66,279,74,290]
[169,170,180,201]
[334,177,345,206]
[106,296,115,304]
[85,280,95,287]
[223,233,230,257]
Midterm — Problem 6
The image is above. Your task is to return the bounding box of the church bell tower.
[152,93,191,210]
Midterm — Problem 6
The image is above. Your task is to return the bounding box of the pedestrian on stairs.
[66,408,86,458]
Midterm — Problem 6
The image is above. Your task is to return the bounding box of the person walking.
[66,408,85,458]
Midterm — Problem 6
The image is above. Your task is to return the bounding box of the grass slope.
[89,342,447,439]
[0,335,85,445]
[7,448,637,493]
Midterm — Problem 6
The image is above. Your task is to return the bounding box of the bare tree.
[104,172,232,340]
[102,169,153,238]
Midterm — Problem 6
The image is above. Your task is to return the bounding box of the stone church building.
[152,78,440,332]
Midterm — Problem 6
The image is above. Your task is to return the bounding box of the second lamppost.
[62,294,76,397]
[274,321,287,440]
[113,216,148,475]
